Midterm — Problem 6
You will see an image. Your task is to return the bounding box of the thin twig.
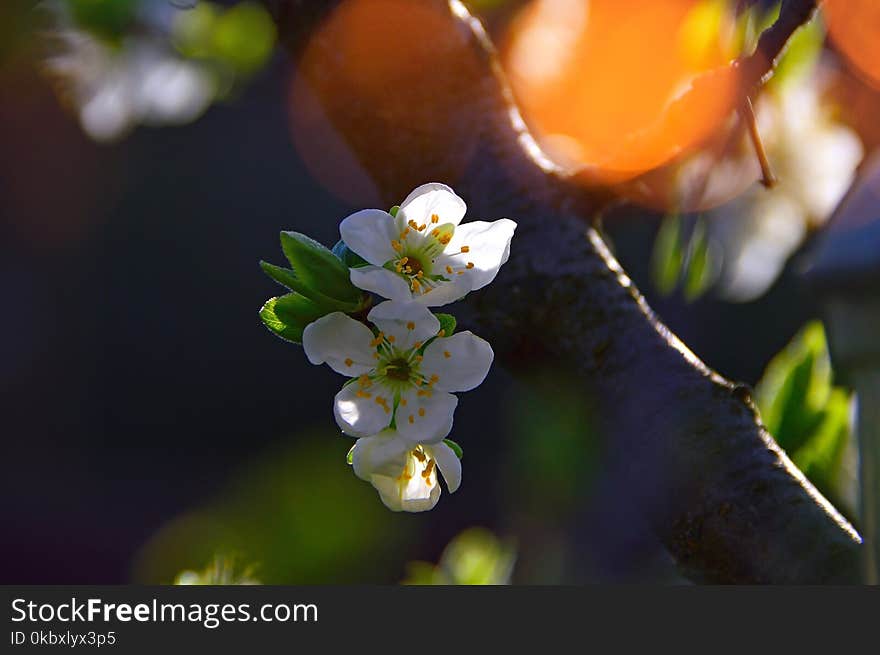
[740,96,777,188]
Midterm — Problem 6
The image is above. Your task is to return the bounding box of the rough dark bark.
[269,0,862,582]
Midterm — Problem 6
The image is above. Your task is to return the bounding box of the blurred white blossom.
[709,71,863,301]
[46,30,214,142]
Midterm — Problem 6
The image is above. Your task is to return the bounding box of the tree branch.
[269,0,861,582]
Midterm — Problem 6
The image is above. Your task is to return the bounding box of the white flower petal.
[413,275,472,307]
[396,388,457,444]
[339,209,399,265]
[427,442,462,493]
[399,183,467,227]
[333,383,393,437]
[351,432,408,481]
[350,265,413,302]
[302,312,376,376]
[370,472,441,513]
[444,219,516,291]
[367,301,440,351]
[421,331,494,392]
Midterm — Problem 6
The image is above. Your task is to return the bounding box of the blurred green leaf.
[66,0,139,42]
[135,436,413,584]
[436,313,457,336]
[756,321,853,499]
[402,528,515,585]
[210,2,276,74]
[280,231,363,305]
[682,220,715,302]
[259,293,325,344]
[260,261,359,313]
[651,214,684,296]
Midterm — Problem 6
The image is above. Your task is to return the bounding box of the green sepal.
[443,439,463,460]
[389,205,400,217]
[259,293,325,344]
[280,231,362,304]
[436,313,456,336]
[346,444,356,465]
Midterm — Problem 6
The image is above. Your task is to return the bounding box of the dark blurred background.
[1,0,873,584]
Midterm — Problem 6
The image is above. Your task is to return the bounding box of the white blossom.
[339,183,516,306]
[350,429,461,512]
[302,301,493,443]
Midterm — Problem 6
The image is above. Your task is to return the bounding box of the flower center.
[384,357,412,381]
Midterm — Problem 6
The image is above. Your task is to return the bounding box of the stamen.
[356,390,372,398]
[422,460,435,478]
[408,415,415,424]
[387,335,396,343]
[431,213,439,223]
[391,240,402,252]
[411,449,426,462]
[466,262,474,269]
[443,350,451,358]
[460,245,470,253]
[446,265,453,274]
[406,321,415,331]
[400,398,408,406]
[418,407,425,417]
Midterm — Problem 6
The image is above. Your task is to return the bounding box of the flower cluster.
[260,184,515,511]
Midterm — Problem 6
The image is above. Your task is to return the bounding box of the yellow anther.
[411,449,426,462]
[408,219,419,230]
[400,398,408,406]
[418,223,427,231]
[457,271,464,276]
[439,235,451,245]
[344,358,353,367]
[416,270,423,278]
[431,213,439,223]
[387,334,396,343]
[437,330,445,337]
[414,355,423,362]
[358,375,372,387]
[391,240,402,252]
[466,262,474,269]
[460,245,470,253]
[446,265,453,274]
[418,407,425,417]
[443,350,451,358]
[430,374,439,383]
[406,321,415,330]
[356,390,372,398]
[422,460,435,478]
[431,228,440,237]
[413,341,423,349]
[408,414,415,424]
